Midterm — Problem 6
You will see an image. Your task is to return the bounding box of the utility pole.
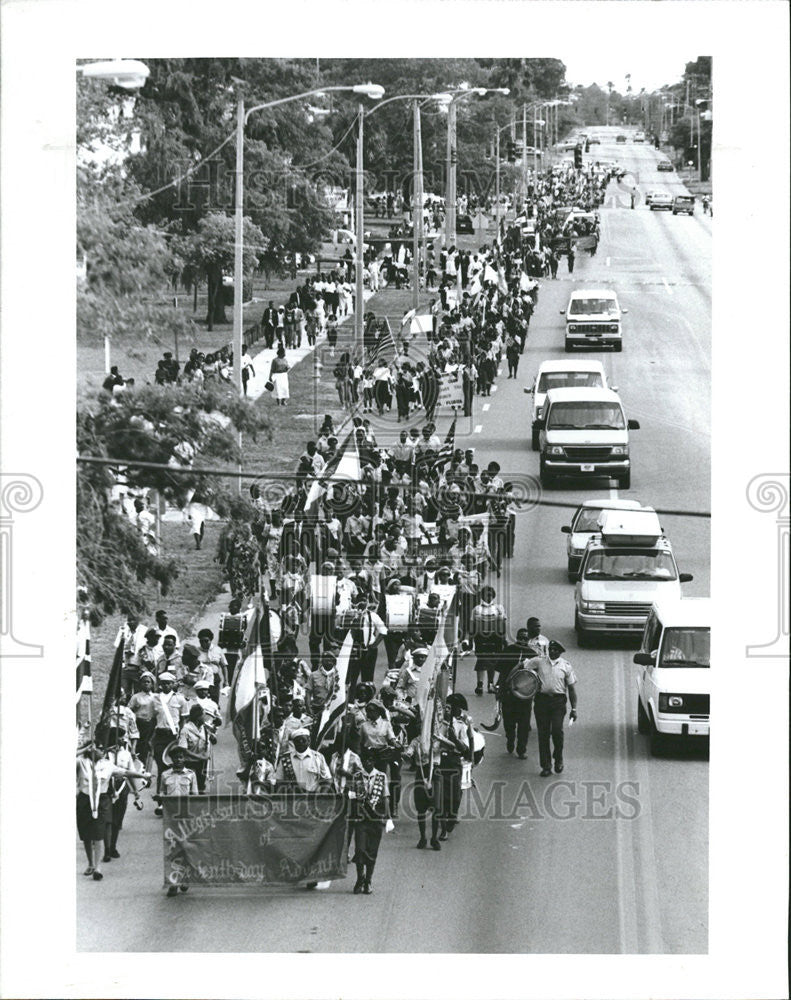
[232,97,244,395]
[412,99,424,312]
[445,99,458,247]
[495,129,501,240]
[521,103,528,211]
[354,103,365,357]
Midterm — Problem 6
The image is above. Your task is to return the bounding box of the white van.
[634,598,710,753]
[561,288,626,352]
[525,359,614,450]
[574,509,693,643]
[536,387,639,488]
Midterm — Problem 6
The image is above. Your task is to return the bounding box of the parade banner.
[162,794,348,887]
[438,373,464,409]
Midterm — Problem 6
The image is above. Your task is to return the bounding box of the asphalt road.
[77,132,710,954]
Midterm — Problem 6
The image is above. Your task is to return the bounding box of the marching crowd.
[80,163,593,895]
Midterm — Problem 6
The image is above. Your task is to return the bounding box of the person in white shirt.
[115,615,149,697]
[153,610,180,652]
[273,729,333,792]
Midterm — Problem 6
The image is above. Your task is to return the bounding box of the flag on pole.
[96,638,124,739]
[483,262,498,285]
[432,415,457,474]
[314,631,354,747]
[304,429,361,518]
[366,316,400,365]
[76,614,92,702]
[228,606,271,764]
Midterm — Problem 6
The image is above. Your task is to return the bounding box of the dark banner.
[162,794,348,887]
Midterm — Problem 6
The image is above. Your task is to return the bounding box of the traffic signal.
[506,140,517,162]
[574,144,583,169]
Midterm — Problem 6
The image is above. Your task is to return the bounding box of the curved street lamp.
[80,59,150,90]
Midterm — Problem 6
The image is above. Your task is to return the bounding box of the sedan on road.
[656,159,674,172]
[649,192,673,211]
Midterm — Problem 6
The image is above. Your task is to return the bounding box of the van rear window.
[537,371,604,392]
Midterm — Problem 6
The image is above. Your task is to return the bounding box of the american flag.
[433,416,457,472]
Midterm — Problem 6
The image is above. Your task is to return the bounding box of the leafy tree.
[77,382,270,622]
[175,212,265,328]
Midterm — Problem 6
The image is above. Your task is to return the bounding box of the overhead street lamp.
[231,83,384,396]
[442,86,510,246]
[80,59,150,90]
[78,60,150,374]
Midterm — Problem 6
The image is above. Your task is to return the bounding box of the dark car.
[456,214,474,234]
[656,160,674,172]
[616,134,627,143]
[588,136,601,145]
[672,195,695,216]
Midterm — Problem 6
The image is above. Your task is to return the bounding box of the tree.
[176,212,265,328]
[77,382,269,623]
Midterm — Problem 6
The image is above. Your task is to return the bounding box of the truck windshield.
[659,627,710,667]
[538,372,604,392]
[583,549,677,581]
[568,298,618,316]
[547,401,625,430]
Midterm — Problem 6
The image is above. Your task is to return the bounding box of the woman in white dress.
[268,346,290,406]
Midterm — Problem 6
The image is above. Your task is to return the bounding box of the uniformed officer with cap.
[532,640,577,776]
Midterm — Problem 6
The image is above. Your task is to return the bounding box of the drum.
[385,593,413,629]
[218,613,247,650]
[508,668,540,701]
[429,583,457,609]
[311,574,337,615]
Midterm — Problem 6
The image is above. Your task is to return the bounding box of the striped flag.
[432,416,457,473]
[228,606,270,764]
[366,316,400,364]
[96,638,124,739]
[76,614,92,702]
[304,429,360,518]
[313,631,354,748]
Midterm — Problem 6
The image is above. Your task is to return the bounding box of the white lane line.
[482,403,490,412]
[606,256,611,267]
[474,424,483,434]
[662,277,673,295]
[613,655,639,953]
[491,385,498,393]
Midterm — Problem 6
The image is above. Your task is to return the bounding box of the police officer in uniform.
[532,640,578,776]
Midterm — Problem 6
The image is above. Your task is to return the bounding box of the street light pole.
[355,103,365,358]
[412,99,424,312]
[232,96,245,395]
[521,103,528,210]
[445,98,457,247]
[495,130,501,241]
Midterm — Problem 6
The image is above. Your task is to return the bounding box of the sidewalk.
[244,290,376,401]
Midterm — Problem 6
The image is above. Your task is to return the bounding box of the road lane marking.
[474,424,482,433]
[482,403,490,412]
[620,658,665,954]
[491,385,497,393]
[662,277,673,295]
[613,656,639,953]
[497,368,502,376]
[606,256,611,267]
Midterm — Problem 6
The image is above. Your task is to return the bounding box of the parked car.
[616,134,627,143]
[456,214,474,234]
[656,159,674,172]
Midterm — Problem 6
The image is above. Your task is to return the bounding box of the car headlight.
[568,324,577,332]
[581,600,605,613]
[611,446,628,456]
[547,446,564,456]
[609,323,620,332]
[659,694,684,711]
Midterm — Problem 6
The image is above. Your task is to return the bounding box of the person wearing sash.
[273,728,333,792]
[347,595,387,694]
[103,726,147,863]
[402,734,442,850]
[304,651,340,722]
[76,739,151,881]
[497,628,540,758]
[151,671,190,815]
[192,679,222,732]
[436,693,471,840]
[155,745,199,896]
[177,704,216,793]
[470,585,507,695]
[350,749,390,894]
